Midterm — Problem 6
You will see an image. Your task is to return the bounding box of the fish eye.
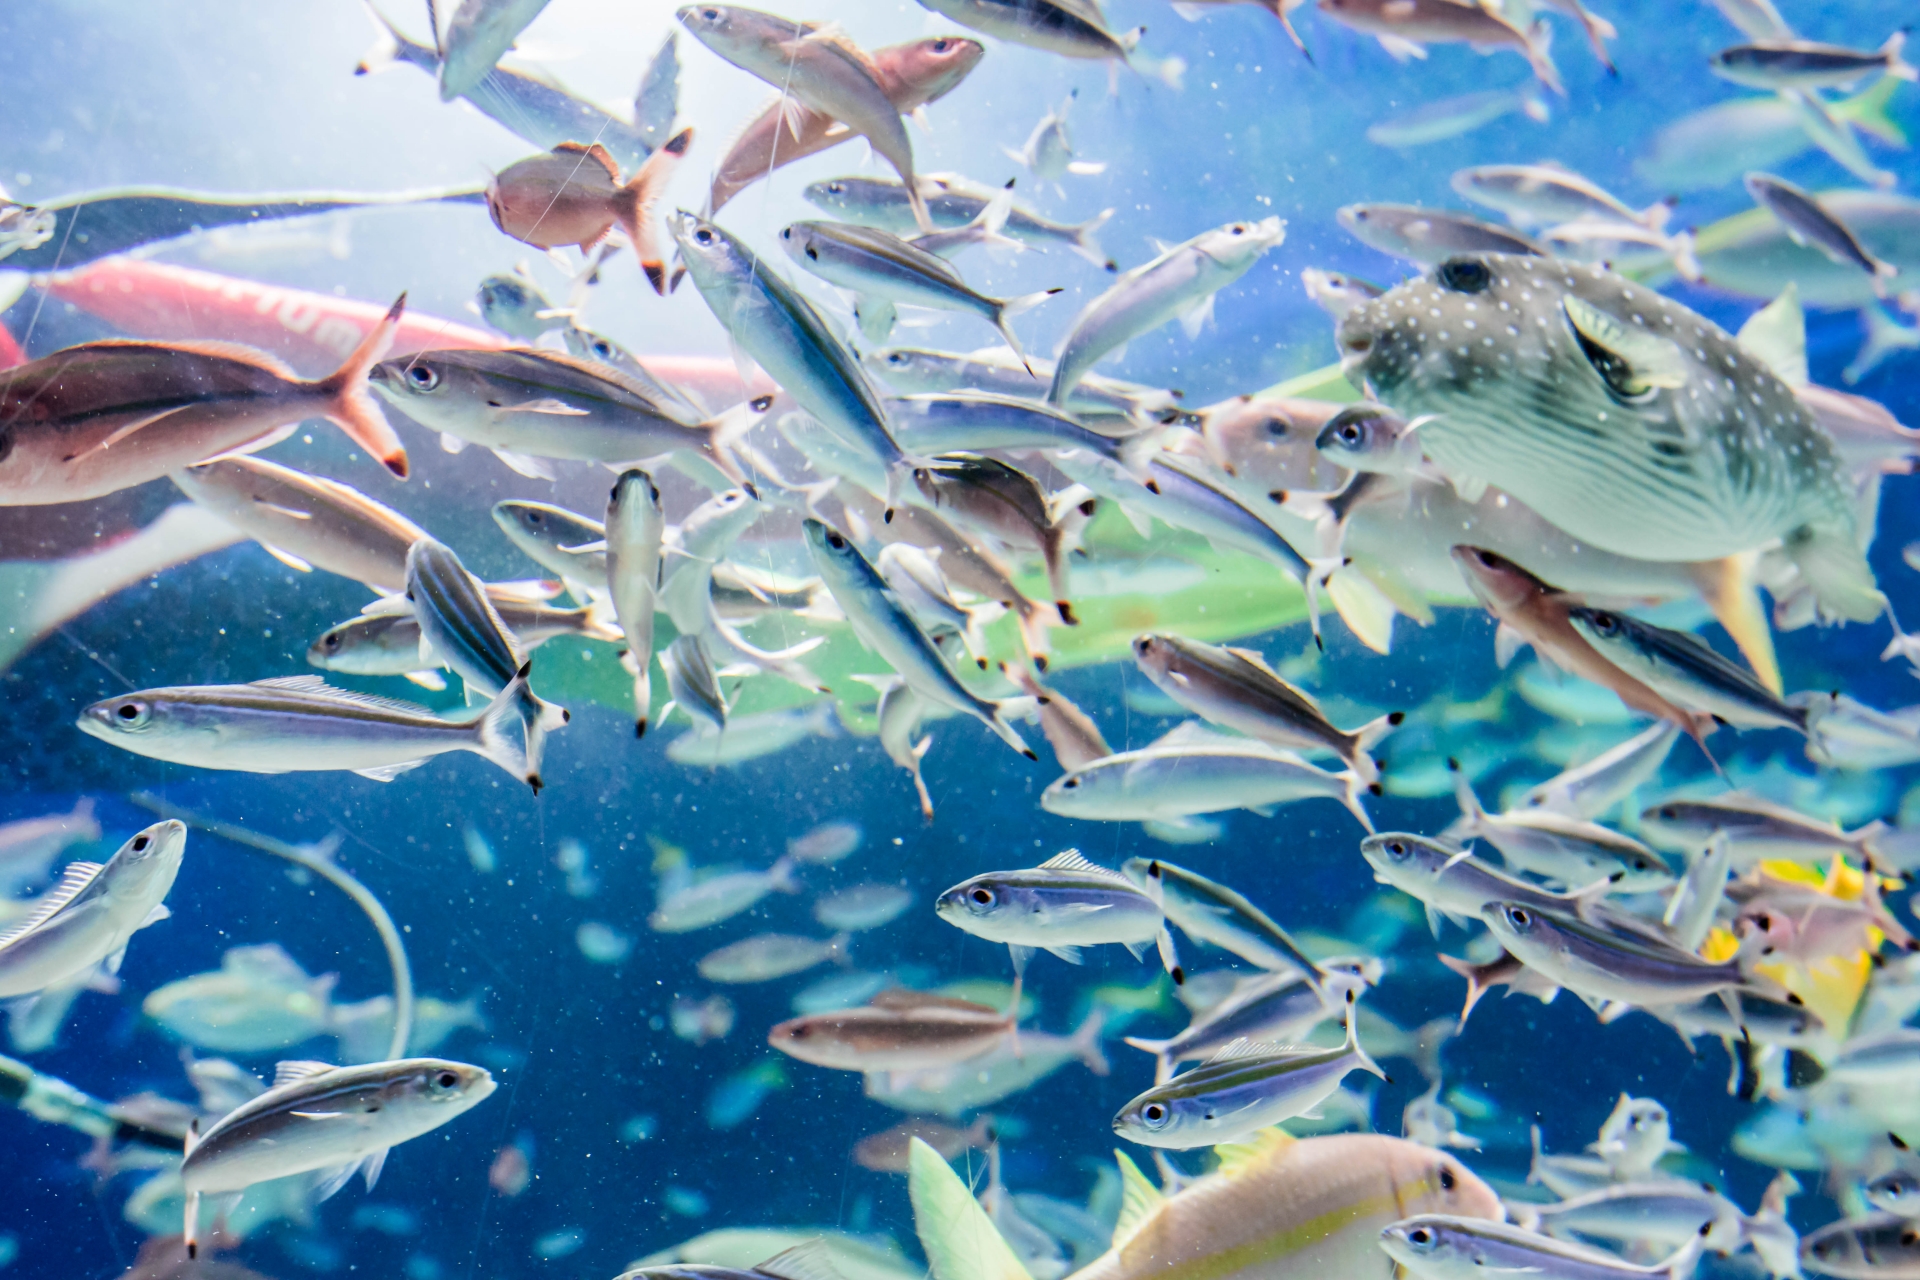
[749,395,774,412]
[1262,418,1288,438]
[700,7,721,18]
[1505,906,1531,927]
[1384,839,1407,859]
[886,352,908,365]
[132,835,150,852]
[435,1071,459,1089]
[1436,259,1491,293]
[114,700,150,726]
[930,38,952,51]
[1062,777,1079,789]
[1141,1103,1168,1128]
[824,529,847,550]
[593,338,614,357]
[1337,420,1365,445]
[1905,1229,1920,1248]
[1408,1228,1432,1246]
[1589,610,1620,635]
[826,182,844,195]
[967,886,995,911]
[1230,225,1245,235]
[1659,806,1677,819]
[780,227,792,239]
[406,364,440,391]
[693,228,714,245]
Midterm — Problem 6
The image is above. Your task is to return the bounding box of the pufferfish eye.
[1436,259,1491,294]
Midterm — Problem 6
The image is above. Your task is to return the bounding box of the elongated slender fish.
[1006,90,1107,184]
[1367,85,1551,148]
[806,174,1114,268]
[0,821,184,1000]
[1122,857,1322,986]
[2,295,408,504]
[1745,172,1901,297]
[1711,34,1917,91]
[673,213,910,499]
[492,500,608,590]
[871,346,1178,425]
[369,346,750,485]
[912,0,1149,66]
[1382,1214,1704,1280]
[1566,607,1807,734]
[1484,901,1762,1012]
[1315,0,1564,91]
[171,455,428,592]
[659,488,761,634]
[1519,1182,1744,1253]
[1042,728,1373,830]
[307,591,616,679]
[1049,218,1284,404]
[1125,963,1377,1082]
[1516,722,1681,818]
[772,989,1014,1072]
[806,519,1034,758]
[660,633,728,733]
[1113,1008,1385,1149]
[78,673,536,789]
[1338,258,1883,622]
[937,849,1176,978]
[679,6,933,232]
[650,858,798,933]
[1451,763,1673,890]
[710,36,985,213]
[406,538,568,783]
[607,469,667,737]
[1132,633,1399,786]
[1638,795,1885,866]
[486,131,692,290]
[180,1057,495,1257]
[913,454,1081,619]
[1360,831,1611,937]
[889,391,1160,487]
[1337,204,1545,261]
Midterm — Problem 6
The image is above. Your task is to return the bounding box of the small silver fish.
[1366,85,1550,148]
[1483,901,1762,1013]
[1381,1214,1705,1280]
[1336,204,1544,261]
[770,988,1015,1072]
[1516,723,1681,819]
[805,174,1114,267]
[180,1057,495,1257]
[936,849,1175,974]
[606,469,667,737]
[1711,34,1917,91]
[492,500,609,591]
[634,31,681,151]
[649,858,799,933]
[659,633,728,733]
[870,346,1179,426]
[697,932,848,984]
[307,592,616,680]
[0,821,184,1000]
[1124,962,1376,1083]
[438,0,552,100]
[1746,172,1901,297]
[912,454,1083,620]
[1451,764,1673,891]
[1122,857,1321,985]
[1565,606,1807,734]
[1638,794,1883,866]
[1004,91,1107,185]
[474,265,574,342]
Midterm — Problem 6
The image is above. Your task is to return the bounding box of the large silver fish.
[606,469,667,737]
[180,1057,494,1257]
[0,821,184,1000]
[1335,254,1883,622]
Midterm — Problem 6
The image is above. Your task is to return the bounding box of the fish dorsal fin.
[755,1241,843,1280]
[1203,1037,1287,1064]
[1212,1125,1298,1178]
[1038,849,1115,876]
[1562,295,1690,394]
[249,677,433,717]
[1224,645,1319,704]
[1145,720,1243,752]
[551,140,621,180]
[224,943,309,983]
[272,1060,337,1089]
[0,861,105,947]
[1111,1149,1166,1248]
[1736,283,1808,388]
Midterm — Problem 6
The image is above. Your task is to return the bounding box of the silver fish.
[659,488,761,636]
[1452,764,1673,890]
[606,469,667,737]
[1711,34,1917,91]
[1121,857,1321,986]
[1337,204,1545,261]
[771,988,1016,1073]
[778,219,1060,355]
[1638,794,1883,866]
[1864,1169,1920,1217]
[77,673,535,789]
[869,346,1179,426]
[1483,901,1761,1012]
[1800,1213,1920,1279]
[560,325,708,424]
[1112,1010,1384,1149]
[1124,962,1376,1082]
[307,593,617,679]
[1366,85,1550,148]
[0,193,56,261]
[1381,1214,1704,1280]
[1746,172,1901,296]
[649,858,798,933]
[877,541,994,669]
[1131,632,1400,786]
[666,701,839,767]
[1335,253,1883,622]
[1516,722,1681,819]
[170,455,428,593]
[1048,217,1285,405]
[1565,606,1807,734]
[864,674,936,820]
[180,1057,494,1257]
[405,538,568,780]
[492,500,608,590]
[1359,831,1610,937]
[659,633,728,733]
[1005,91,1107,185]
[912,0,1148,66]
[1521,1183,1743,1254]
[369,348,750,487]
[0,821,184,1000]
[634,31,681,150]
[438,0,553,100]
[912,453,1082,618]
[805,519,1034,758]
[805,174,1114,268]
[936,849,1175,974]
[1451,163,1667,231]
[474,265,574,342]
[697,932,847,984]
[671,212,909,499]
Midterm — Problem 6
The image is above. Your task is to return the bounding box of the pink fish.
[486,128,692,292]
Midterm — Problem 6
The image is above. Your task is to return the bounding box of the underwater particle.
[576,922,633,964]
[670,993,735,1045]
[489,1141,531,1197]
[349,1203,420,1236]
[463,825,496,874]
[706,1060,786,1129]
[554,838,598,898]
[788,820,864,865]
[404,1255,443,1280]
[620,1114,659,1142]
[663,1186,710,1218]
[532,1228,586,1260]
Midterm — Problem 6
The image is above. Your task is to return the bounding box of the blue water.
[3,1,1920,1278]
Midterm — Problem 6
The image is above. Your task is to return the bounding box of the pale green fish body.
[1636,80,1906,193]
[1041,734,1372,831]
[805,519,1034,758]
[1336,253,1882,622]
[1367,86,1550,148]
[369,348,745,484]
[438,0,552,100]
[607,469,667,737]
[672,213,908,492]
[179,1058,495,1256]
[634,32,681,151]
[170,456,428,593]
[0,799,100,899]
[0,821,184,1000]
[666,702,839,768]
[697,932,846,984]
[660,488,760,636]
[142,943,334,1055]
[649,859,798,934]
[1049,218,1284,405]
[76,674,534,788]
[492,500,609,590]
[866,1011,1108,1116]
[814,883,913,932]
[1057,1132,1500,1280]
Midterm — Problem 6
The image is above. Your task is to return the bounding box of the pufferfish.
[1334,254,1883,623]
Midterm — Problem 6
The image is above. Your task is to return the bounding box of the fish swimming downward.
[1336,254,1884,622]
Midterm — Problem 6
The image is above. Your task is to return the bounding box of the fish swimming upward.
[1334,254,1884,623]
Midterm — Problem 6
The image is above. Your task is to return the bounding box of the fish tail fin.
[1346,711,1403,787]
[908,1138,1038,1280]
[1859,852,1917,950]
[354,0,424,75]
[1447,756,1485,830]
[1884,30,1917,81]
[1528,1123,1548,1184]
[470,662,538,792]
[1344,993,1389,1082]
[987,698,1039,761]
[631,659,652,739]
[1689,551,1780,694]
[1845,302,1920,385]
[1438,953,1495,1030]
[1659,1229,1708,1280]
[184,1190,201,1259]
[1340,767,1376,833]
[1837,74,1910,146]
[1325,565,1394,656]
[1668,227,1702,283]
[992,288,1063,375]
[1571,0,1616,72]
[1072,208,1116,270]
[1524,19,1566,96]
[1011,595,1054,673]
[311,292,409,478]
[1785,523,1886,623]
[1268,0,1314,59]
[1070,1008,1110,1075]
[1116,426,1168,488]
[616,126,693,293]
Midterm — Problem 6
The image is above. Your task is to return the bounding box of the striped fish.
[1336,253,1882,622]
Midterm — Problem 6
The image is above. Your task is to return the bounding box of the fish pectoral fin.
[311,1159,361,1204]
[439,431,470,454]
[137,903,171,929]
[259,544,315,573]
[1246,804,1279,818]
[351,759,429,782]
[63,404,191,464]
[1177,292,1217,340]
[1044,944,1085,964]
[360,1146,389,1192]
[1122,939,1150,960]
[1596,1001,1635,1024]
[501,397,590,416]
[1562,294,1690,394]
[1446,469,1489,504]
[491,449,559,481]
[403,670,448,691]
[1426,904,1445,939]
[104,946,127,976]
